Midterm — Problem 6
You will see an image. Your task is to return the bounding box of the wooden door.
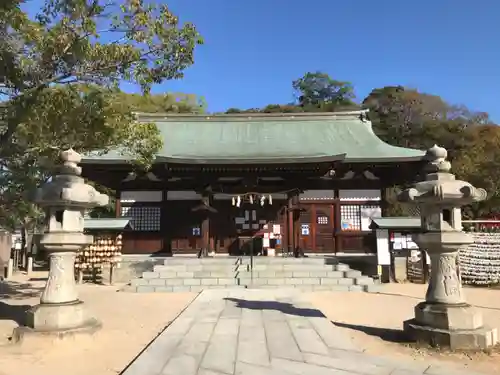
[299,203,335,253]
[166,201,202,254]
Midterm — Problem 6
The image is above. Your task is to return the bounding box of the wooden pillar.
[380,187,389,216]
[161,190,171,255]
[292,195,301,254]
[311,204,317,252]
[114,190,121,218]
[281,206,288,254]
[333,189,342,253]
[200,194,210,257]
[287,195,294,254]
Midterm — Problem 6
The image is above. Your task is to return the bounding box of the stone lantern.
[13,149,108,343]
[398,145,498,349]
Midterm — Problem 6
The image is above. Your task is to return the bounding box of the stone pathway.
[122,289,489,375]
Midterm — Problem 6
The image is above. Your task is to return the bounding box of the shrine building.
[81,110,425,257]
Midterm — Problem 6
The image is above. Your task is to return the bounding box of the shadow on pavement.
[332,321,411,344]
[224,297,325,318]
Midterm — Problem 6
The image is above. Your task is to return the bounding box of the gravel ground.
[307,283,500,375]
[0,272,196,375]
[1,274,499,375]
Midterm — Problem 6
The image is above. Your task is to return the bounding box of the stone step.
[127,283,380,293]
[146,269,351,280]
[132,284,247,293]
[237,277,356,286]
[155,264,347,274]
[242,258,338,265]
[246,284,366,292]
[127,257,381,294]
[162,257,339,266]
[247,264,338,271]
[163,258,243,266]
[154,264,242,273]
[128,278,382,293]
[132,276,364,288]
[354,276,375,286]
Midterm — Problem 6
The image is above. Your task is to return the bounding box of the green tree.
[0,0,203,231]
[292,71,356,111]
[454,125,500,218]
[112,92,206,113]
[225,72,358,114]
[363,86,489,154]
[363,86,498,218]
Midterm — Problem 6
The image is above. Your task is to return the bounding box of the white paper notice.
[263,238,270,248]
[361,217,371,231]
[273,224,281,235]
[393,242,402,250]
[394,233,402,242]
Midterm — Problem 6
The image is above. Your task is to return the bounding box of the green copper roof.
[84,218,133,230]
[370,217,421,229]
[82,111,425,164]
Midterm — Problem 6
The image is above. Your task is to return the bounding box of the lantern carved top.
[35,148,109,209]
[398,145,487,207]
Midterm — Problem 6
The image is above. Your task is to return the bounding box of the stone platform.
[121,289,490,375]
[126,257,382,293]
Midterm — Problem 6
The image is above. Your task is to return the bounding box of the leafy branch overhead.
[1,0,202,158]
[0,0,203,229]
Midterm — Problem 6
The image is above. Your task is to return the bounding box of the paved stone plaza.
[122,289,489,375]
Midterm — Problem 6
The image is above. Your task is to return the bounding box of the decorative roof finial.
[424,144,451,174]
[60,148,82,176]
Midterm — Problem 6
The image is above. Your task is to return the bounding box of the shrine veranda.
[81,111,425,262]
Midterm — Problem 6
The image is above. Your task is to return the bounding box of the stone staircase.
[125,257,382,293]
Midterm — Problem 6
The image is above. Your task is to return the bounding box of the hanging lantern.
[268,194,273,205]
[260,195,265,206]
[231,196,235,206]
[236,195,241,207]
[249,195,254,204]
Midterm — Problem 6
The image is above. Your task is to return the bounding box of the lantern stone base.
[12,300,101,346]
[404,302,498,350]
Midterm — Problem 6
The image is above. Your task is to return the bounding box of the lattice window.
[317,216,329,225]
[121,206,161,231]
[340,204,381,231]
[340,205,361,231]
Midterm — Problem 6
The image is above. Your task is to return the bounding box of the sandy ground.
[0,272,196,375]
[308,283,500,375]
[1,275,500,375]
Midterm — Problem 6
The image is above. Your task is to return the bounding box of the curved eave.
[158,154,346,165]
[345,155,425,163]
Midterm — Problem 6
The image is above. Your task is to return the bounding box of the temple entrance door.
[314,205,335,252]
[233,208,267,256]
[298,204,335,253]
[167,201,202,254]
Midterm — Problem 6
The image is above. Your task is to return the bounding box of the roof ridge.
[135,109,369,121]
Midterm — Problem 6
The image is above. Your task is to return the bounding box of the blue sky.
[25,0,500,120]
[160,0,500,120]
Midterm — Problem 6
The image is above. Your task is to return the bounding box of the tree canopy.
[0,0,203,230]
[225,72,359,114]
